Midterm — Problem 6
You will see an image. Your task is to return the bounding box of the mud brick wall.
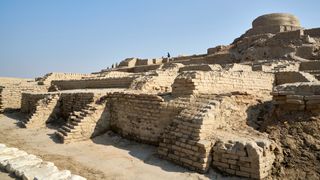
[21,92,54,113]
[179,64,222,72]
[252,61,300,73]
[275,72,318,85]
[273,82,320,112]
[273,92,320,112]
[274,29,304,40]
[172,71,274,96]
[274,82,320,95]
[305,28,320,37]
[107,92,178,144]
[0,84,48,112]
[132,64,161,73]
[130,74,177,93]
[37,72,92,85]
[212,138,276,179]
[158,95,225,173]
[51,77,136,91]
[300,61,320,71]
[130,64,182,93]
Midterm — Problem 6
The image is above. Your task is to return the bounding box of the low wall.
[172,71,274,96]
[51,77,136,91]
[275,72,318,85]
[0,84,48,112]
[37,72,92,85]
[21,92,52,113]
[273,92,320,112]
[300,61,320,71]
[212,137,276,179]
[273,82,320,111]
[252,61,300,73]
[179,64,222,72]
[130,63,182,93]
[273,29,304,40]
[108,92,178,144]
[305,28,320,37]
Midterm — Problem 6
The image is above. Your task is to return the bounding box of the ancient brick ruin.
[1,13,320,179]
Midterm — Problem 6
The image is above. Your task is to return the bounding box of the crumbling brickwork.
[212,137,276,179]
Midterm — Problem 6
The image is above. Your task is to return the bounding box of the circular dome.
[252,13,300,28]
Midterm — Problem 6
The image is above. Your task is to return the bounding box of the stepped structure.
[56,102,107,143]
[1,13,320,179]
[22,94,60,128]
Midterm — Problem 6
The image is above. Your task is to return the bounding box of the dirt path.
[0,112,241,180]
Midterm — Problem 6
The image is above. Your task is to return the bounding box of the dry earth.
[0,113,243,180]
[259,111,320,180]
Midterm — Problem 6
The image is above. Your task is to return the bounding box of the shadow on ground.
[91,131,239,179]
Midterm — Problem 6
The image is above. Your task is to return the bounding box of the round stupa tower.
[244,13,302,37]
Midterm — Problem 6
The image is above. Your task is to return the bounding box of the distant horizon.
[1,0,320,78]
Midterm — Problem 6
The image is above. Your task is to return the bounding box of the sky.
[0,0,319,78]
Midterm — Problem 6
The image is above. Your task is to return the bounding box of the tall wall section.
[172,70,274,96]
[106,92,179,144]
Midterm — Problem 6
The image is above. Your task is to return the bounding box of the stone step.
[69,121,80,126]
[82,109,94,114]
[70,118,82,123]
[58,129,68,136]
[69,115,83,120]
[55,131,65,139]
[72,112,82,117]
[61,126,72,133]
[65,123,75,129]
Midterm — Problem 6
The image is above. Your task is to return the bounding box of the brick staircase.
[22,94,60,128]
[158,95,221,173]
[55,103,106,143]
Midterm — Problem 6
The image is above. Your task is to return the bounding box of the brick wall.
[212,136,276,179]
[172,71,274,96]
[305,28,320,38]
[37,72,92,85]
[108,92,178,144]
[275,72,318,85]
[21,92,52,113]
[273,83,320,112]
[130,63,183,93]
[0,83,48,112]
[51,77,136,91]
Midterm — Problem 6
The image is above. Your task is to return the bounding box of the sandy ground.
[0,170,16,180]
[0,112,243,180]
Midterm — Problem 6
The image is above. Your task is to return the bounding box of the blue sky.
[0,0,319,78]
